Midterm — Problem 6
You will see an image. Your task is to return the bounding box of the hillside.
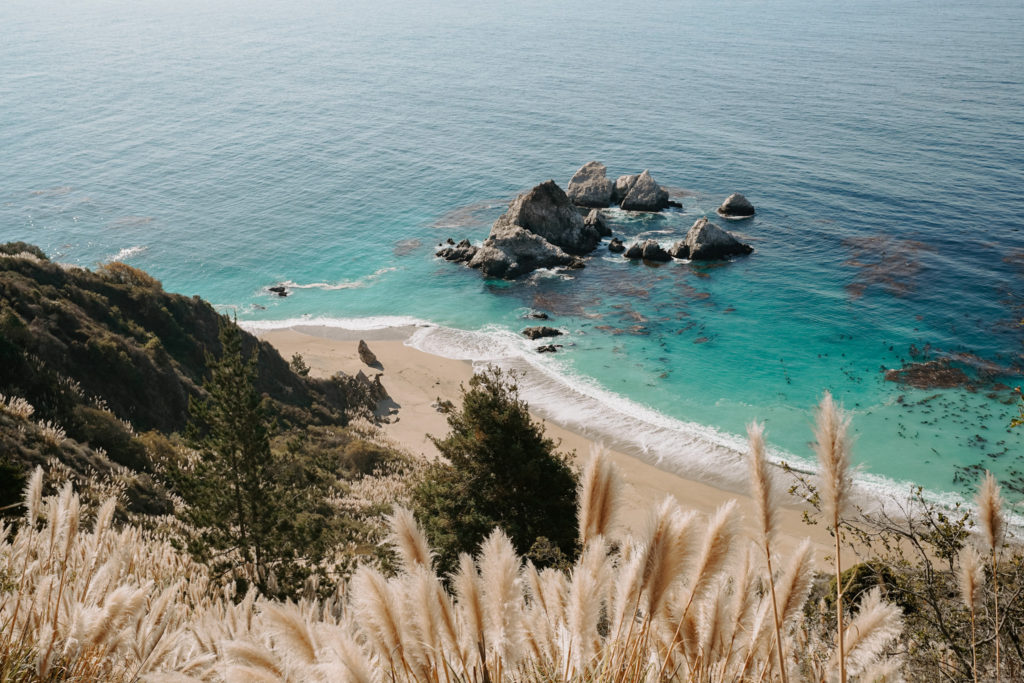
[0,243,383,511]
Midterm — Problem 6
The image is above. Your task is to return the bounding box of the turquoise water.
[3,0,1024,502]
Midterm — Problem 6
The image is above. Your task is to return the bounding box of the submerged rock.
[716,193,756,218]
[567,161,614,208]
[537,344,562,353]
[619,170,670,212]
[584,208,611,237]
[436,238,478,263]
[884,360,972,389]
[608,237,625,253]
[522,326,563,340]
[674,218,753,260]
[268,285,288,297]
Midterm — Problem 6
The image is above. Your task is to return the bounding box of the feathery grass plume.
[578,445,622,547]
[453,551,487,673]
[976,470,1006,557]
[325,630,378,683]
[658,500,741,679]
[388,505,433,572]
[959,545,985,683]
[750,537,815,668]
[566,538,610,676]
[642,498,699,620]
[830,587,903,679]
[24,466,44,528]
[747,422,779,546]
[814,390,853,683]
[477,529,523,675]
[975,470,1006,683]
[747,421,788,683]
[683,500,741,615]
[260,601,319,666]
[222,640,287,680]
[350,565,408,676]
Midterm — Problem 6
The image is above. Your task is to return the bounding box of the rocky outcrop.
[585,209,611,237]
[619,170,670,212]
[436,238,478,263]
[495,180,600,255]
[467,223,581,278]
[522,326,562,340]
[441,180,600,279]
[608,237,625,253]
[612,174,639,205]
[672,218,753,260]
[268,286,288,297]
[358,340,380,367]
[716,193,755,218]
[567,161,613,208]
[623,239,670,262]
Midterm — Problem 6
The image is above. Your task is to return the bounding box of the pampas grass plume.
[578,445,622,546]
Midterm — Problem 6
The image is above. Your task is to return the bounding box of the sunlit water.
[3,0,1024,503]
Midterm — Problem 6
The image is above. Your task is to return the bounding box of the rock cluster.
[438,180,599,278]
[623,239,671,262]
[624,218,752,264]
[567,162,677,212]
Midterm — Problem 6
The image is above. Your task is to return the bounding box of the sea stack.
[566,161,613,208]
[619,170,670,212]
[716,193,756,219]
[670,217,753,260]
[441,180,600,278]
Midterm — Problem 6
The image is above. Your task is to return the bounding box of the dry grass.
[2,396,964,682]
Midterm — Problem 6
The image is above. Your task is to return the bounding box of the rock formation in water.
[671,218,753,260]
[623,239,671,262]
[522,326,563,340]
[716,193,756,218]
[584,208,611,237]
[436,238,478,263]
[611,174,639,205]
[608,237,625,253]
[619,170,671,212]
[440,180,599,278]
[567,161,613,208]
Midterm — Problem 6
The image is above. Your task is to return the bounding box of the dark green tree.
[181,318,281,593]
[412,368,578,573]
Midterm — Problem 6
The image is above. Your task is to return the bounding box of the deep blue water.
[3,0,1024,502]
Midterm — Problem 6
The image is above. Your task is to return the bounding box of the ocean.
[3,0,1023,504]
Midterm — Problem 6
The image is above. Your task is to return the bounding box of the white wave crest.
[108,245,146,261]
[281,267,397,291]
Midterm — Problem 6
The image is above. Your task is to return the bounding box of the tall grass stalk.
[976,470,1006,683]
[814,391,853,683]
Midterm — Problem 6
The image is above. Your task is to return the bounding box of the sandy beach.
[255,325,849,562]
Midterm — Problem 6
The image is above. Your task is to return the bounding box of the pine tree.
[413,368,578,573]
[184,318,279,592]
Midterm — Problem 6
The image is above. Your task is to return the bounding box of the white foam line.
[108,245,146,261]
[240,314,434,332]
[242,314,1018,532]
[281,267,397,291]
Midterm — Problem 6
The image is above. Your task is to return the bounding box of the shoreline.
[251,323,852,562]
